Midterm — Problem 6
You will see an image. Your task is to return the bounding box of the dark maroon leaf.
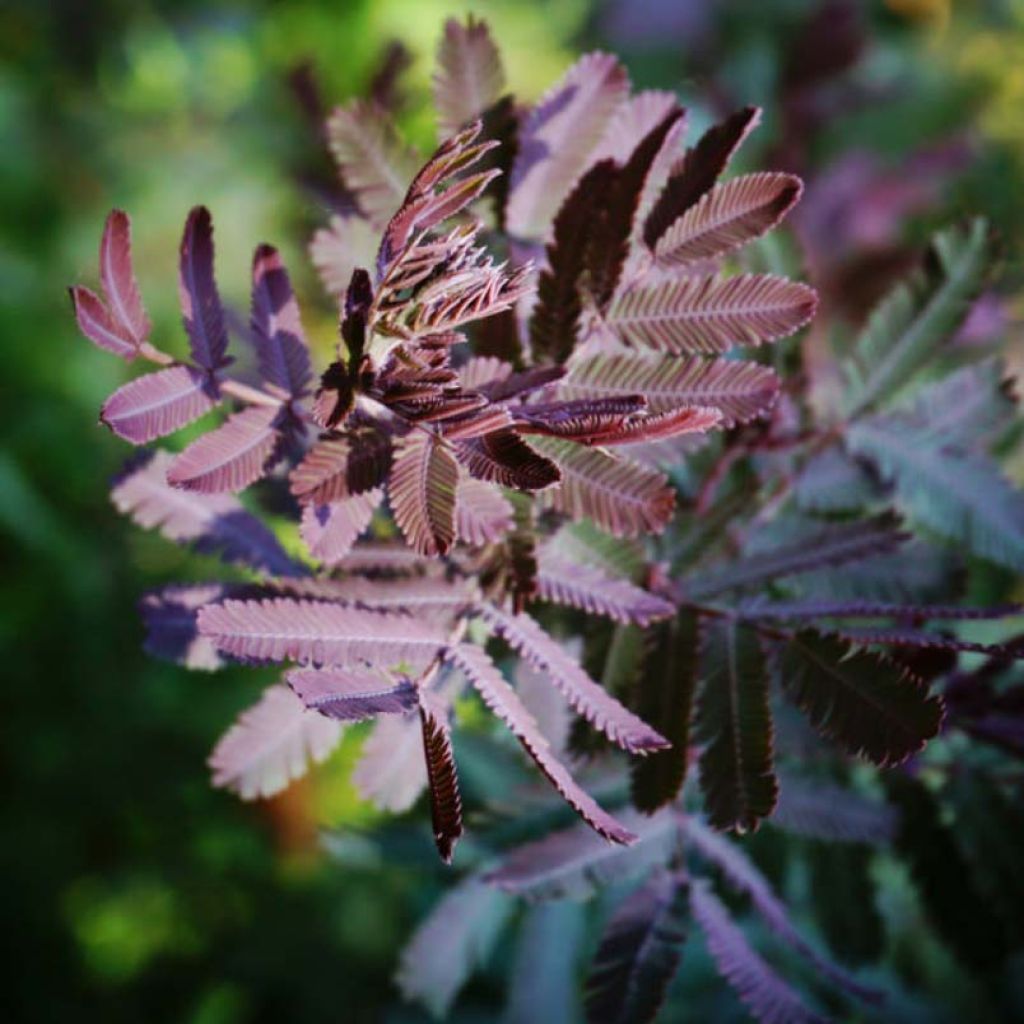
[419,690,464,863]
[179,206,230,373]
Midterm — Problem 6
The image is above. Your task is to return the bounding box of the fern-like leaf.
[287,666,418,720]
[300,491,382,566]
[445,643,637,843]
[455,431,561,490]
[389,431,459,556]
[689,881,826,1024]
[100,365,218,444]
[507,52,629,239]
[481,604,669,753]
[197,597,447,668]
[536,553,675,626]
[99,208,151,347]
[455,476,513,546]
[644,107,760,247]
[654,172,802,267]
[166,404,284,493]
[532,437,675,537]
[696,619,777,833]
[631,610,700,814]
[605,275,817,355]
[564,352,780,427]
[419,690,463,863]
[290,429,392,506]
[585,870,690,1024]
[841,218,991,415]
[209,683,343,800]
[179,205,229,373]
[433,15,505,138]
[770,630,944,766]
[250,245,312,400]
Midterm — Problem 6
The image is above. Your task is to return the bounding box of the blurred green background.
[3,1,1024,1021]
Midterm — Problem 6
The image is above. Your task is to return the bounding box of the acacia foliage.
[71,15,1024,1023]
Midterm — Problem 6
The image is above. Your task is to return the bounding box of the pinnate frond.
[696,619,777,833]
[179,206,229,373]
[770,630,944,766]
[101,365,218,444]
[654,172,802,267]
[70,285,140,360]
[689,881,826,1024]
[326,99,416,227]
[419,690,463,863]
[585,870,690,1024]
[99,209,151,347]
[111,450,297,575]
[209,683,343,800]
[445,643,637,843]
[482,604,669,753]
[287,666,418,721]
[455,431,561,490]
[389,431,459,556]
[197,596,446,668]
[290,429,392,506]
[536,553,674,626]
[507,52,629,239]
[433,15,505,138]
[300,491,382,566]
[532,437,675,537]
[564,352,780,427]
[605,274,817,355]
[250,245,312,400]
[455,476,513,546]
[644,107,760,248]
[167,404,284,493]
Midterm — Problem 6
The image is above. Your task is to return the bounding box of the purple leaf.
[654,172,803,268]
[563,352,780,428]
[139,584,230,670]
[433,15,506,138]
[110,450,299,575]
[508,52,629,239]
[289,429,393,506]
[585,869,690,1024]
[300,491,383,566]
[179,206,230,373]
[695,620,777,833]
[99,209,151,346]
[536,553,674,626]
[250,245,313,399]
[419,690,464,863]
[396,879,513,1017]
[483,810,679,899]
[605,274,818,355]
[687,816,884,1005]
[689,880,826,1024]
[100,365,218,444]
[770,776,898,845]
[197,596,447,668]
[644,107,760,248]
[483,604,668,753]
[455,431,561,491]
[388,431,459,556]
[209,683,343,800]
[455,477,513,546]
[69,285,138,359]
[445,643,637,844]
[167,404,284,493]
[353,712,428,811]
[532,437,675,538]
[287,665,419,720]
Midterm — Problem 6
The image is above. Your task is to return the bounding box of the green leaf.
[847,417,1024,571]
[841,218,992,416]
[631,610,700,814]
[771,630,943,766]
[695,620,777,832]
